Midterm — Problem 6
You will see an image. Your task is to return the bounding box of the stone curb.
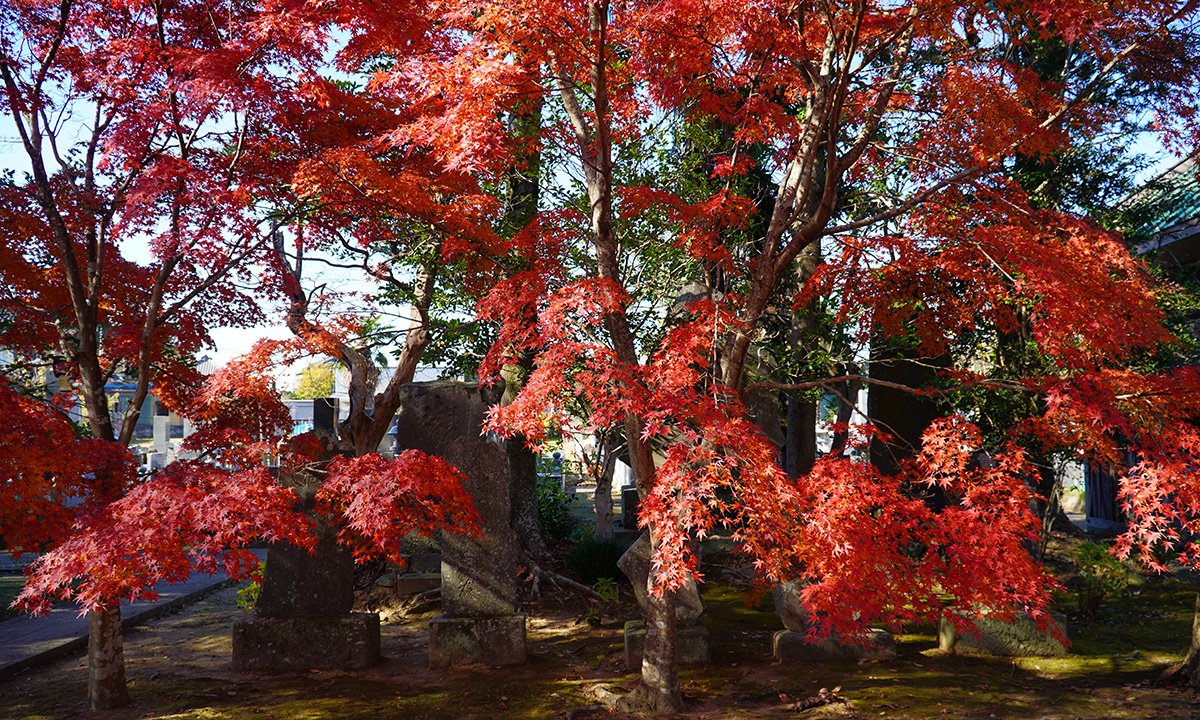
[0,577,234,681]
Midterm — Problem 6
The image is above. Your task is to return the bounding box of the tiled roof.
[1131,154,1200,238]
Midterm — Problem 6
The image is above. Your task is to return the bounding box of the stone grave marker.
[939,608,1067,657]
[231,423,381,671]
[391,381,526,668]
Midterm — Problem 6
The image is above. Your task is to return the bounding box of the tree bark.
[552,3,679,709]
[636,576,682,712]
[506,436,545,557]
[785,235,823,477]
[1164,591,1200,688]
[87,605,129,710]
[590,433,617,540]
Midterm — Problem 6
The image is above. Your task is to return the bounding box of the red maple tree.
[346,0,1200,711]
[0,0,472,709]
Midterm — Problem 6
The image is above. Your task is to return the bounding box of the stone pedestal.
[232,614,380,670]
[429,614,527,668]
[773,629,896,662]
[392,382,527,668]
[623,620,711,671]
[939,609,1067,657]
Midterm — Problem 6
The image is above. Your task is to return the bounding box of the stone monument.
[231,401,380,671]
[939,608,1068,657]
[391,381,526,668]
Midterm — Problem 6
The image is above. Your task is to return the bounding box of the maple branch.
[745,374,1034,398]
[548,51,595,181]
[824,12,1173,238]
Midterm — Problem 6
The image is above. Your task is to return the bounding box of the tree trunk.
[87,605,129,710]
[1165,591,1200,688]
[507,435,547,559]
[592,438,616,540]
[639,574,681,711]
[785,396,817,478]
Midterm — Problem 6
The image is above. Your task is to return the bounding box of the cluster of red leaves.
[15,463,309,615]
[315,451,482,565]
[0,378,136,553]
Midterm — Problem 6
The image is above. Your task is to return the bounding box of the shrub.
[569,536,628,585]
[1072,541,1130,617]
[236,561,266,611]
[537,472,576,540]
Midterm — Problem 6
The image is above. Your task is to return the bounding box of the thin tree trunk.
[1165,591,1200,688]
[590,433,617,540]
[87,605,129,710]
[552,2,679,708]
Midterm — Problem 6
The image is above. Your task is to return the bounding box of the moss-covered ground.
[2,531,1198,719]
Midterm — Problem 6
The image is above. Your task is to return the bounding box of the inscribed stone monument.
[391,381,526,668]
[231,410,380,671]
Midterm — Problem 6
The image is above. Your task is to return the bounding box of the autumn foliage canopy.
[0,0,1198,687]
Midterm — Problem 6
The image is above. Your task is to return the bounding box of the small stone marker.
[618,532,709,670]
[391,381,526,669]
[771,579,897,662]
[621,486,640,529]
[939,608,1068,657]
[153,415,169,455]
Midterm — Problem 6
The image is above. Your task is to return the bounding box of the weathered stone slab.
[618,532,705,626]
[405,552,442,574]
[231,614,380,670]
[392,381,520,618]
[621,486,640,529]
[428,614,527,668]
[394,573,441,596]
[939,609,1068,657]
[234,432,380,672]
[623,620,710,671]
[773,629,896,662]
[773,579,810,633]
[255,534,354,618]
[392,381,527,668]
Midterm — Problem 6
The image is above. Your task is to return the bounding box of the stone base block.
[429,614,526,668]
[773,629,896,662]
[939,610,1067,657]
[232,613,380,671]
[394,573,441,595]
[623,620,711,672]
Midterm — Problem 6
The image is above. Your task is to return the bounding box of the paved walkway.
[0,550,264,681]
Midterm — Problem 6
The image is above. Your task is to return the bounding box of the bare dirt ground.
[2,537,1200,719]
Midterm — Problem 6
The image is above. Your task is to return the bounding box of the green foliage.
[569,536,628,585]
[236,562,266,611]
[1073,542,1131,617]
[595,576,620,603]
[536,472,575,541]
[292,362,334,400]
